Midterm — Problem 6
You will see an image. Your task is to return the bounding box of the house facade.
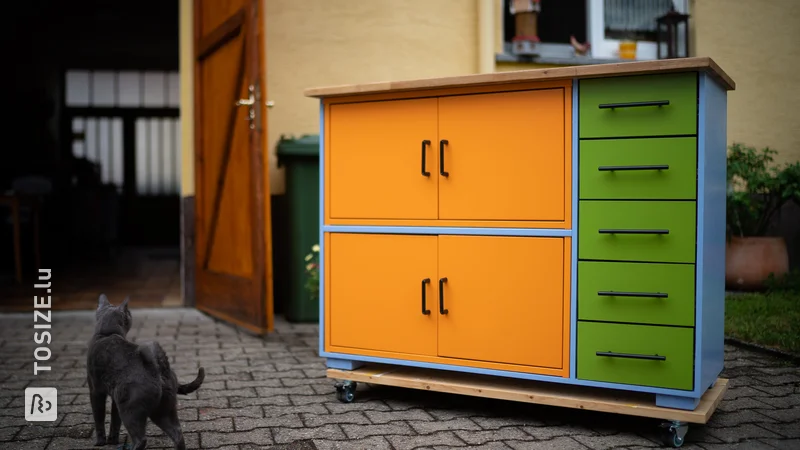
[177,0,799,309]
[180,0,799,199]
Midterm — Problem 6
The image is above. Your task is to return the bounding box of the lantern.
[656,8,690,59]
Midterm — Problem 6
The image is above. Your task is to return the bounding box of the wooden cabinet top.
[304,57,734,99]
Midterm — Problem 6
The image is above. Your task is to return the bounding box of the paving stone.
[520,424,598,439]
[706,409,778,427]
[697,440,778,449]
[757,406,800,423]
[409,417,483,434]
[573,432,661,449]
[507,436,589,449]
[271,424,346,444]
[1,310,799,448]
[200,429,274,447]
[0,427,19,441]
[454,427,533,444]
[198,406,262,420]
[312,435,393,450]
[341,421,416,439]
[387,431,466,450]
[436,443,513,450]
[757,421,800,438]
[759,438,800,449]
[2,438,50,449]
[365,408,436,424]
[181,417,234,433]
[472,415,544,429]
[705,423,784,442]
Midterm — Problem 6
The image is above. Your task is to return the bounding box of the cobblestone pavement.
[0,308,798,449]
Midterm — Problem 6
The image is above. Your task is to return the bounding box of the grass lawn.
[725,290,800,355]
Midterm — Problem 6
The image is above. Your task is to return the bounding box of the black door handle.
[421,278,431,315]
[596,351,666,361]
[438,277,448,314]
[598,165,670,171]
[598,100,670,109]
[597,290,668,299]
[421,140,431,176]
[439,139,449,177]
[598,229,670,235]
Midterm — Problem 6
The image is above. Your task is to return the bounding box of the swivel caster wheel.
[659,420,689,448]
[334,380,357,403]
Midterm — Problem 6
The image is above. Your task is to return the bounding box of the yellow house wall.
[690,0,800,164]
[264,0,479,194]
[180,0,479,196]
[179,0,194,196]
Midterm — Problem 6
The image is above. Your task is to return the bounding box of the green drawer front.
[577,321,694,390]
[577,261,695,327]
[579,73,698,138]
[578,200,696,263]
[579,137,697,200]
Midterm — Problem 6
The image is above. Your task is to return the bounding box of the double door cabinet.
[307,59,733,411]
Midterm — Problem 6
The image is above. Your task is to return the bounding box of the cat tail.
[177,367,205,395]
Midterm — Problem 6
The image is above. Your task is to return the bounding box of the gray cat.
[86,294,205,450]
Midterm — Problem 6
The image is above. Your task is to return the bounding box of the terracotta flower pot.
[725,236,790,291]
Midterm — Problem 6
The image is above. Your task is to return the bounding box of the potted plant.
[725,143,800,290]
[304,244,320,302]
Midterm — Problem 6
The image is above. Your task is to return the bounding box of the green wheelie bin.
[276,134,320,322]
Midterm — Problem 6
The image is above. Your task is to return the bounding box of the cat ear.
[98,294,110,310]
[120,296,130,311]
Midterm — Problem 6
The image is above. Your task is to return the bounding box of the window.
[65,69,181,195]
[501,0,690,60]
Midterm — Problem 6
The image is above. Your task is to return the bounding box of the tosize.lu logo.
[26,269,58,422]
[25,387,58,422]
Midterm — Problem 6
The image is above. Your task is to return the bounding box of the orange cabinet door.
[328,98,438,220]
[328,233,438,357]
[438,89,566,221]
[437,235,565,369]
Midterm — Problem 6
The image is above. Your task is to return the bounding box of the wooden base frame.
[327,364,728,448]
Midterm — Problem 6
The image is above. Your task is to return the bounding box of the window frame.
[587,0,690,60]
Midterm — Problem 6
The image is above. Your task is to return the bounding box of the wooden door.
[193,0,273,333]
[328,98,439,220]
[437,235,564,369]
[327,233,438,357]
[438,89,566,222]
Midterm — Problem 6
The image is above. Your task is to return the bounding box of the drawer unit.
[579,137,698,200]
[308,59,732,414]
[578,200,697,263]
[576,321,694,391]
[577,261,696,327]
[579,72,698,139]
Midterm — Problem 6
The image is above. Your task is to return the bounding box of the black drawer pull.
[421,278,431,315]
[596,351,666,361]
[421,140,431,176]
[597,290,668,299]
[598,165,670,172]
[598,100,670,109]
[439,139,449,177]
[598,229,670,235]
[438,277,448,314]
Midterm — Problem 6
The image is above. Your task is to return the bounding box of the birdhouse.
[656,8,690,59]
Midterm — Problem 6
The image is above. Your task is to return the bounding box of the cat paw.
[107,435,119,445]
[94,437,106,446]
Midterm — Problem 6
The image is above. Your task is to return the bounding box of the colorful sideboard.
[305,57,735,412]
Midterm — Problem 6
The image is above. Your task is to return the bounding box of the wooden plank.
[304,57,734,98]
[328,364,728,424]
